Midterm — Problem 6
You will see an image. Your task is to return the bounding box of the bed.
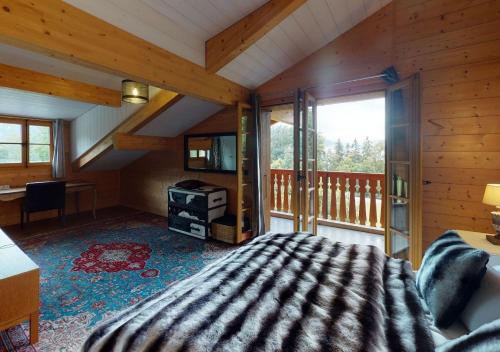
[82,232,435,351]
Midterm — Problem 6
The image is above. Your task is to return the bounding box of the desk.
[0,182,97,219]
[0,228,39,344]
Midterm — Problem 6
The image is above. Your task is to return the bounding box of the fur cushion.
[416,230,489,328]
[436,319,500,352]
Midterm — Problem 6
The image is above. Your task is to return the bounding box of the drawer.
[169,190,206,209]
[168,214,208,239]
[169,204,226,224]
[168,188,227,210]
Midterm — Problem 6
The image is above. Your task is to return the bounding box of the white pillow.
[460,261,500,331]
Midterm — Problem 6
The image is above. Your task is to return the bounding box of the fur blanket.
[82,233,434,352]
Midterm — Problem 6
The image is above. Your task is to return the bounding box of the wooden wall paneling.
[422,97,500,119]
[423,77,500,103]
[395,0,491,27]
[394,0,500,249]
[423,134,500,152]
[256,0,500,252]
[398,39,500,78]
[394,0,500,44]
[395,20,500,60]
[422,60,500,88]
[257,3,394,104]
[112,133,178,151]
[422,116,500,136]
[120,107,238,218]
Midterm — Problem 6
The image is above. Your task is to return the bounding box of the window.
[0,117,53,167]
[28,123,51,164]
[0,119,23,165]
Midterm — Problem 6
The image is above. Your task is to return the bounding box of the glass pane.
[29,145,50,163]
[389,86,409,125]
[307,130,314,159]
[390,126,409,161]
[0,144,22,163]
[0,123,22,143]
[307,104,314,129]
[391,230,409,260]
[29,125,50,144]
[391,199,409,233]
[391,164,409,198]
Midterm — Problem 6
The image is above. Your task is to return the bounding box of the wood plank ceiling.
[64,0,391,89]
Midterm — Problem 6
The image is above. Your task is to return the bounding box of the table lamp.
[483,184,500,245]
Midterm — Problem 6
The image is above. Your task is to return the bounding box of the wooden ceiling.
[57,0,390,89]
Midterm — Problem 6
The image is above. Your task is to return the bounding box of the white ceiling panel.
[0,43,123,90]
[137,96,223,137]
[84,150,147,171]
[0,87,95,120]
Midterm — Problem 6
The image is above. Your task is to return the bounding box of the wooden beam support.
[0,0,249,106]
[205,0,306,73]
[73,90,183,170]
[113,133,178,151]
[0,63,121,106]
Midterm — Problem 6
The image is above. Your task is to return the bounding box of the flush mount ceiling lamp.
[121,79,149,104]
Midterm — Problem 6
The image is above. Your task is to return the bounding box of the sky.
[317,97,385,143]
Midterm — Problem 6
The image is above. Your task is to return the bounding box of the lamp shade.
[121,80,149,104]
[483,184,500,207]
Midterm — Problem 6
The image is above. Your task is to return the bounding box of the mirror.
[184,133,237,173]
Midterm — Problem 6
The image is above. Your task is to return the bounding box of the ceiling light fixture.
[121,79,149,104]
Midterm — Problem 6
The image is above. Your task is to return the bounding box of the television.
[184,133,237,174]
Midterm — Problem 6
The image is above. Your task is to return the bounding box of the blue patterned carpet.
[0,213,234,352]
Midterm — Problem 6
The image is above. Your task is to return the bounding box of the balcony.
[270,169,385,241]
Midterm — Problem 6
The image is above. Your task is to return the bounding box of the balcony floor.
[270,216,384,250]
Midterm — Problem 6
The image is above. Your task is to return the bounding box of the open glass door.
[292,90,318,234]
[385,74,422,267]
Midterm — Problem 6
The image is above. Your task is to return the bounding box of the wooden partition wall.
[120,108,238,217]
[258,0,500,249]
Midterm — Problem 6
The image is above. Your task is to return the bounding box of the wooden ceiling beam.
[0,0,249,106]
[205,0,306,73]
[0,63,121,106]
[73,90,183,170]
[113,133,178,151]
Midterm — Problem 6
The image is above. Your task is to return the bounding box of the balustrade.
[270,169,385,229]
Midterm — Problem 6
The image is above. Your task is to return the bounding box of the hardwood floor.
[3,206,141,242]
[270,216,384,250]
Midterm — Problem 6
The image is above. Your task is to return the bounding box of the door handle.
[423,180,432,185]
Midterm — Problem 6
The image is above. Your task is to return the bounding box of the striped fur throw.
[436,319,500,352]
[82,233,434,352]
[416,230,489,328]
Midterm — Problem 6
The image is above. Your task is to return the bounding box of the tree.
[270,123,384,173]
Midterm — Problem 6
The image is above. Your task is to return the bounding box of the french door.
[385,74,422,267]
[292,90,318,234]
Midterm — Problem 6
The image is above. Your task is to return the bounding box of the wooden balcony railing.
[271,169,385,230]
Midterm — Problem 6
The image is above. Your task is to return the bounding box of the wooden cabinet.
[385,74,423,267]
[236,102,254,243]
[0,229,39,344]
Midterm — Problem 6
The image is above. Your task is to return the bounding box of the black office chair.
[21,181,66,228]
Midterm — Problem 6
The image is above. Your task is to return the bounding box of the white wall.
[70,87,160,160]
